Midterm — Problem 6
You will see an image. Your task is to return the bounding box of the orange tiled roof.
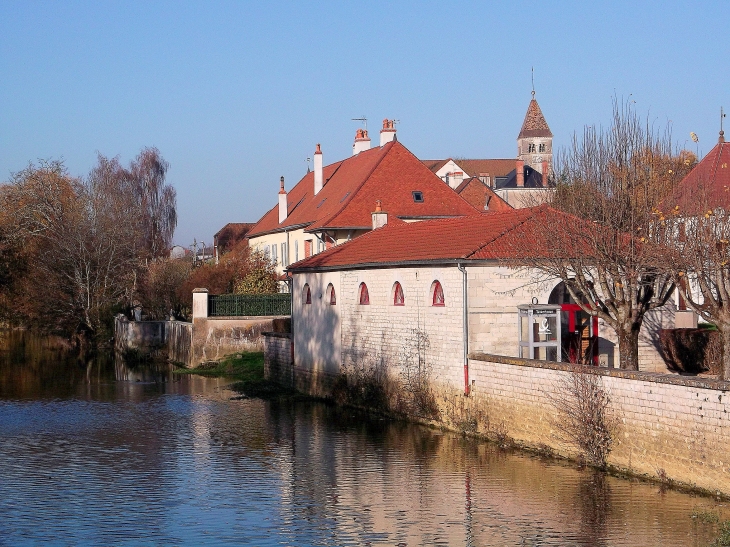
[288,205,579,270]
[455,177,513,212]
[518,98,552,139]
[422,158,515,178]
[247,141,478,238]
[660,137,730,214]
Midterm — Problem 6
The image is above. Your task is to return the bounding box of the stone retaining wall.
[263,332,294,388]
[465,353,730,495]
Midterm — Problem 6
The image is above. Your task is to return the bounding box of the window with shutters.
[305,240,313,258]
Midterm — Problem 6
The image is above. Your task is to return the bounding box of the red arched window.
[393,282,404,306]
[358,283,370,305]
[327,283,336,305]
[432,281,445,306]
[303,284,311,305]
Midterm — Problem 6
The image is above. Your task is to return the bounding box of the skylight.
[412,191,424,203]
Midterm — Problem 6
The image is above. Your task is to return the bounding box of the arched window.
[393,282,404,306]
[432,281,445,306]
[302,284,311,305]
[327,283,336,305]
[358,283,370,305]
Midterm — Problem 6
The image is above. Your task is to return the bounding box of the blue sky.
[1,1,727,247]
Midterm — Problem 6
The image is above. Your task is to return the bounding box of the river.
[0,329,726,546]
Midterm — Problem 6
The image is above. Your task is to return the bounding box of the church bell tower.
[517,91,553,175]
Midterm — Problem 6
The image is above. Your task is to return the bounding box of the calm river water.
[0,330,727,546]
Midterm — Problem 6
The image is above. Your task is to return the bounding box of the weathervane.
[531,67,535,98]
[722,107,726,133]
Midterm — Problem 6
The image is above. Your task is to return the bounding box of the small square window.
[412,191,424,203]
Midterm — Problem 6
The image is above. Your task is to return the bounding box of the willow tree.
[529,100,694,370]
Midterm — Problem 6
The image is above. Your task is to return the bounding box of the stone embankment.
[262,338,730,496]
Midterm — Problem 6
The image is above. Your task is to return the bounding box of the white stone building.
[287,207,673,394]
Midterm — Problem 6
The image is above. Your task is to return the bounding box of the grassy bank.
[175,352,300,398]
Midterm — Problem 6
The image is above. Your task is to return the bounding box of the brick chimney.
[371,200,388,229]
[516,160,525,187]
[278,176,287,223]
[380,119,397,146]
[352,129,371,155]
[314,143,323,195]
[541,161,549,187]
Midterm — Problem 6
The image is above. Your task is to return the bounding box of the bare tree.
[129,148,177,258]
[663,197,730,379]
[0,149,177,344]
[527,100,694,370]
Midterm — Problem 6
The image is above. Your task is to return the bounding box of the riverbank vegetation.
[175,352,295,398]
[0,149,176,348]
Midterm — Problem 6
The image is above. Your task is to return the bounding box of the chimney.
[541,161,549,187]
[352,129,371,155]
[314,144,323,195]
[371,200,388,229]
[278,176,287,223]
[516,160,525,187]
[380,119,397,146]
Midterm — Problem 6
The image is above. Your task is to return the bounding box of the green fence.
[208,293,291,317]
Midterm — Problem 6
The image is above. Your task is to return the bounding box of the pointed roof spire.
[518,95,552,139]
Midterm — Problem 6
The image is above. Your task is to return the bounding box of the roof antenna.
[352,116,368,132]
[306,156,311,173]
[531,67,535,98]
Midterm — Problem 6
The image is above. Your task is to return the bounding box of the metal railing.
[208,293,291,317]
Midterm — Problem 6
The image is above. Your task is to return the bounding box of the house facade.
[247,121,478,274]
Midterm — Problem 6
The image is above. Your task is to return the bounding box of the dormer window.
[412,191,424,203]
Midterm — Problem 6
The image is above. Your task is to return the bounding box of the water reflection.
[0,329,726,546]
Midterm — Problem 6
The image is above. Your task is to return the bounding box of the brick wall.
[464,353,730,494]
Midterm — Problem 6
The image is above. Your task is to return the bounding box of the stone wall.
[167,321,192,365]
[191,316,287,364]
[114,315,192,364]
[114,315,167,352]
[463,353,730,495]
[263,332,293,387]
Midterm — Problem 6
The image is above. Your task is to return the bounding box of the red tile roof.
[247,141,478,238]
[455,177,513,212]
[660,138,730,214]
[288,205,579,270]
[518,98,552,139]
[422,158,516,179]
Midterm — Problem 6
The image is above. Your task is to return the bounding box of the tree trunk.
[616,323,641,371]
[721,325,730,381]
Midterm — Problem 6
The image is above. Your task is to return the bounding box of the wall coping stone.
[469,352,730,392]
[263,331,292,339]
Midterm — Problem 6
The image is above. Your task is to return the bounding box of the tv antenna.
[352,116,368,131]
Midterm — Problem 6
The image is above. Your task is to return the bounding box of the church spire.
[517,90,553,176]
